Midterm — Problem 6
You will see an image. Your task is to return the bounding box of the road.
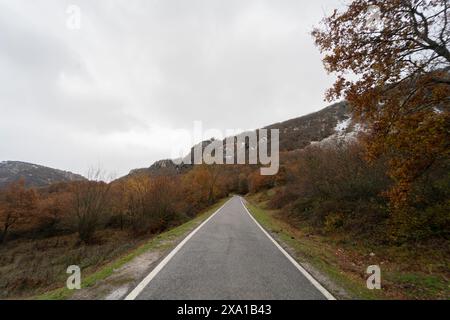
[127,196,332,300]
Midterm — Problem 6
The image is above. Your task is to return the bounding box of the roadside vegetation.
[246,192,448,299]
[0,166,234,299]
[241,115,448,300]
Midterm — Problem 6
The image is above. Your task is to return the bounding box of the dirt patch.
[70,245,164,300]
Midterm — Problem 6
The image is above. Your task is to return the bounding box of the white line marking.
[240,198,336,300]
[124,199,230,300]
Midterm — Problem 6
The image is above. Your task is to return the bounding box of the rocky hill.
[265,101,353,151]
[0,161,86,188]
[128,159,192,177]
[123,101,360,178]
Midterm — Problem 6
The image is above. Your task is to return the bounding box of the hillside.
[265,101,352,151]
[0,161,86,188]
[124,101,355,177]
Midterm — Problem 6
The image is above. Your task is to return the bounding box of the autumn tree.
[238,172,249,194]
[71,171,111,243]
[145,176,181,229]
[107,181,129,230]
[182,164,224,210]
[37,191,72,233]
[124,175,148,229]
[124,175,181,234]
[248,170,274,193]
[313,0,450,209]
[203,164,223,204]
[0,180,37,243]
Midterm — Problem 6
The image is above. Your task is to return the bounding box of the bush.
[274,142,391,240]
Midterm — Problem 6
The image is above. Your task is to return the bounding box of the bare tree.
[72,169,111,243]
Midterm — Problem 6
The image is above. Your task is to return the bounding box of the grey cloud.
[0,0,342,177]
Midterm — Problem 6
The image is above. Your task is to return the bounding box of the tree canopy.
[313,0,450,208]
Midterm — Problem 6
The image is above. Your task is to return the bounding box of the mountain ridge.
[2,101,357,185]
[124,101,355,178]
[0,161,86,188]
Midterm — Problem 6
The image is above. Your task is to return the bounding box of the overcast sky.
[0,0,344,178]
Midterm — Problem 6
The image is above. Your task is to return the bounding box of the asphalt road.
[133,196,329,300]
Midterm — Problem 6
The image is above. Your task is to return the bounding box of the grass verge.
[245,193,449,299]
[35,198,229,300]
[245,195,387,299]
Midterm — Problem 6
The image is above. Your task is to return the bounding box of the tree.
[204,164,223,204]
[182,164,223,208]
[146,176,180,229]
[71,171,110,243]
[248,170,274,193]
[0,180,37,243]
[37,191,72,233]
[123,174,180,234]
[313,0,450,208]
[238,173,249,194]
[107,181,128,230]
[124,175,149,229]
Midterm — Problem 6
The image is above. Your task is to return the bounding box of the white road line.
[124,199,230,300]
[240,198,337,300]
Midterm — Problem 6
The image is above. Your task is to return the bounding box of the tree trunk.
[0,224,9,244]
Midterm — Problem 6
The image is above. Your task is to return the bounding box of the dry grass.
[0,229,142,299]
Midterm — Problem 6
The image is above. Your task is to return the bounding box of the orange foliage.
[0,180,37,243]
[313,0,450,210]
[248,170,274,193]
